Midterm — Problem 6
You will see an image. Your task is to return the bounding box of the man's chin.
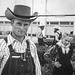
[18,34,26,37]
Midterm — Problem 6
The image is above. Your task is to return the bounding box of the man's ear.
[11,19,14,25]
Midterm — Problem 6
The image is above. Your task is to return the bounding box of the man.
[37,25,46,46]
[0,5,41,75]
[37,25,48,67]
[52,25,62,46]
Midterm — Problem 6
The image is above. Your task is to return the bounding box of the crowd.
[0,4,75,75]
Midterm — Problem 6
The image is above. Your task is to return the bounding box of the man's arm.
[55,33,60,42]
[0,38,10,75]
[30,41,42,75]
[0,39,5,61]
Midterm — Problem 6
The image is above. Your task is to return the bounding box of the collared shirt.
[37,28,43,38]
[57,40,70,54]
[0,34,41,75]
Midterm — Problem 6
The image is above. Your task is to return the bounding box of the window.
[50,35,55,38]
[0,21,3,25]
[60,22,70,25]
[0,21,3,23]
[0,31,2,35]
[33,21,40,25]
[33,22,37,24]
[50,22,59,25]
[46,35,48,38]
[46,21,49,25]
[38,22,40,25]
[71,22,74,25]
[32,34,36,37]
[5,21,11,23]
[28,34,31,36]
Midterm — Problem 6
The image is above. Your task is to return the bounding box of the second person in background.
[44,32,75,75]
[52,25,62,46]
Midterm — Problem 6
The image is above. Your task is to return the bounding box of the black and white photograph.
[0,0,75,75]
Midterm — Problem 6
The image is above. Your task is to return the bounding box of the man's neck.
[11,33,25,43]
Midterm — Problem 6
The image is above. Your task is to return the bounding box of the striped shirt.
[0,34,41,75]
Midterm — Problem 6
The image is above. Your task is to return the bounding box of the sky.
[33,0,75,15]
[47,0,75,15]
[0,0,75,15]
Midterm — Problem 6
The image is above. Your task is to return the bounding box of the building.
[0,0,75,43]
[0,15,75,43]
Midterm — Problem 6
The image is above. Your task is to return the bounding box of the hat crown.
[14,5,31,16]
[5,5,38,21]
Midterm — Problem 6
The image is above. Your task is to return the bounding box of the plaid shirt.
[0,34,41,75]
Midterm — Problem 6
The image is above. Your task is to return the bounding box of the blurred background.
[0,0,75,44]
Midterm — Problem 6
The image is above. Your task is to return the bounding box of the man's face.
[12,19,30,37]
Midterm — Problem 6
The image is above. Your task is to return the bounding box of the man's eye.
[17,22,22,26]
[24,24,29,26]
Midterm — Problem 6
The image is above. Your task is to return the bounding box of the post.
[74,22,75,35]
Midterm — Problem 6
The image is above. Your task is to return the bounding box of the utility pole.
[15,0,16,5]
[31,0,34,40]
[45,0,47,37]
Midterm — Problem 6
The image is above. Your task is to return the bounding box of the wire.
[38,14,75,17]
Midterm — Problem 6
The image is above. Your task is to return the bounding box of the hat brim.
[53,27,61,29]
[5,8,37,22]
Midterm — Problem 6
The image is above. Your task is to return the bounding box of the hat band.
[13,13,36,19]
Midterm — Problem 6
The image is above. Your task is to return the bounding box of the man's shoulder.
[0,38,6,47]
[27,39,36,48]
[0,38,5,43]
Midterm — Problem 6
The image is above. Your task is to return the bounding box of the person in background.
[70,31,73,35]
[36,25,48,71]
[44,32,75,75]
[70,31,75,75]
[52,25,62,46]
[37,25,46,46]
[0,5,41,75]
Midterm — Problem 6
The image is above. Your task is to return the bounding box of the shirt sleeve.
[0,39,5,61]
[55,33,60,41]
[0,38,10,75]
[30,41,42,75]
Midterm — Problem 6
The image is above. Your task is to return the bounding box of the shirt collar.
[7,34,28,46]
[7,34,16,46]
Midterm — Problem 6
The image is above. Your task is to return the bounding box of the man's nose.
[21,25,25,30]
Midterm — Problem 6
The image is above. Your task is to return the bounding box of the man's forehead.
[14,19,30,23]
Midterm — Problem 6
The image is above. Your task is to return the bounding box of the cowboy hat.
[53,25,61,29]
[5,5,38,21]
